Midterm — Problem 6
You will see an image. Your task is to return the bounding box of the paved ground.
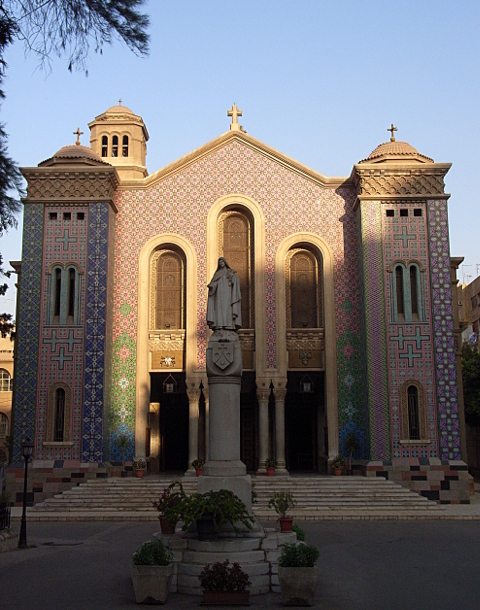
[1,519,480,609]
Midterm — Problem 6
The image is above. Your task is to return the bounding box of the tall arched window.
[112,135,118,157]
[219,210,254,328]
[395,266,405,320]
[122,135,129,157]
[0,369,11,392]
[0,413,8,436]
[49,265,79,325]
[407,386,420,440]
[286,247,323,329]
[54,388,65,442]
[46,383,71,443]
[101,135,108,157]
[401,381,427,441]
[150,249,185,330]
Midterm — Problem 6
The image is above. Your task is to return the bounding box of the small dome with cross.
[39,144,109,167]
[360,125,433,164]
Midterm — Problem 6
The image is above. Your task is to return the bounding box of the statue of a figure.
[207,257,242,331]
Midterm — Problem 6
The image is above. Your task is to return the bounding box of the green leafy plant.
[198,560,251,592]
[279,543,319,568]
[292,524,305,541]
[265,457,277,468]
[251,482,258,505]
[132,539,174,566]
[117,435,130,471]
[330,455,346,470]
[169,489,254,534]
[153,481,185,528]
[192,458,205,469]
[268,492,297,518]
[132,458,147,470]
[344,432,361,471]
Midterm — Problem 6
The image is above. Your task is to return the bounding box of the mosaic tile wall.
[35,206,88,460]
[12,204,44,463]
[382,202,439,458]
[427,200,461,460]
[82,203,110,462]
[109,140,366,457]
[359,201,390,460]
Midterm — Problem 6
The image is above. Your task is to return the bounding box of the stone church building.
[10,103,469,503]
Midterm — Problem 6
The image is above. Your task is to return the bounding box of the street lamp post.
[18,436,34,549]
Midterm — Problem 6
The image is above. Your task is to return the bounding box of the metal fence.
[0,503,10,531]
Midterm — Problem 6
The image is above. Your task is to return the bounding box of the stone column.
[148,403,160,473]
[256,388,270,472]
[203,386,209,461]
[274,387,288,475]
[185,388,201,476]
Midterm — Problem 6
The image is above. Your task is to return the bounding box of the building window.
[150,249,185,330]
[414,209,422,217]
[77,212,84,221]
[219,209,254,328]
[392,262,423,323]
[0,369,11,392]
[0,448,7,463]
[286,247,323,329]
[49,212,57,221]
[122,135,129,157]
[54,388,65,442]
[401,381,427,441]
[400,209,408,217]
[101,135,108,157]
[47,383,71,443]
[112,135,118,157]
[0,413,8,436]
[49,265,80,325]
[386,209,394,217]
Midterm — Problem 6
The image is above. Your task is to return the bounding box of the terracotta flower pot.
[333,468,342,476]
[202,590,250,605]
[134,469,146,478]
[279,517,293,532]
[266,467,275,476]
[195,467,203,477]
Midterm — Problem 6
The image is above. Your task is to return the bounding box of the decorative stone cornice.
[20,167,119,207]
[353,163,451,205]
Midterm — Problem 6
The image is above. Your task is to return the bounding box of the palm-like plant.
[117,435,130,472]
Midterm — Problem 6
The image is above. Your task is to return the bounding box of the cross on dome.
[387,123,398,142]
[73,127,84,146]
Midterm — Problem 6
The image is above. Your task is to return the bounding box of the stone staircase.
[26,475,444,521]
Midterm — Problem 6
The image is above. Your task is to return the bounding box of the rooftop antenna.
[462,264,472,284]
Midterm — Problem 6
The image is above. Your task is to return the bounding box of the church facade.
[10,104,469,502]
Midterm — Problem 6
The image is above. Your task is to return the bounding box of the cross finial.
[118,98,122,106]
[73,127,84,146]
[387,123,398,142]
[227,103,243,131]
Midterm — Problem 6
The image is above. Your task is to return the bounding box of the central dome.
[360,140,433,164]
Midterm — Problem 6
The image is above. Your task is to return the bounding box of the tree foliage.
[461,342,480,423]
[0,1,149,329]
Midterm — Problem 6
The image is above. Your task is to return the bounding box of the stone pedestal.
[200,329,251,511]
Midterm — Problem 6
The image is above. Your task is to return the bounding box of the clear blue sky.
[1,0,480,316]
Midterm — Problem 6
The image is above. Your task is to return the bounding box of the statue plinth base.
[203,329,251,511]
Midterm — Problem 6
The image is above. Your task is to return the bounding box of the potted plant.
[192,458,205,477]
[131,539,174,604]
[344,432,361,475]
[133,458,147,478]
[278,542,320,606]
[198,560,251,605]
[117,434,130,477]
[265,457,277,476]
[153,481,185,534]
[330,455,346,476]
[268,491,297,532]
[171,489,254,540]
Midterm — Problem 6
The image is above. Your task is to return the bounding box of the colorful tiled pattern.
[12,204,44,463]
[82,203,110,462]
[427,200,461,460]
[109,140,365,455]
[35,207,87,460]
[383,202,438,459]
[360,201,390,459]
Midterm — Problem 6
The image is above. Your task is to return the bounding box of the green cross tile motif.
[56,229,77,250]
[399,344,422,367]
[391,327,428,350]
[52,346,73,370]
[45,329,81,352]
[395,226,415,248]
